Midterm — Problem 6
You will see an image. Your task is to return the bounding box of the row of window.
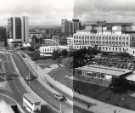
[73,41,129,47]
[73,45,127,52]
[101,47,126,52]
[73,45,91,49]
[74,35,130,41]
[40,48,55,53]
[82,72,106,80]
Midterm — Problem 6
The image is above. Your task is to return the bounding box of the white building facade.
[7,16,29,47]
[21,16,29,43]
[70,31,135,56]
[67,37,74,48]
[39,46,69,56]
[39,46,58,56]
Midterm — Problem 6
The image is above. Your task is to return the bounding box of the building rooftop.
[29,32,42,34]
[76,65,132,77]
[126,72,135,82]
[84,21,133,26]
[23,93,41,104]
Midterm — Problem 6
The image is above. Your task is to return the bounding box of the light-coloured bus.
[23,93,41,113]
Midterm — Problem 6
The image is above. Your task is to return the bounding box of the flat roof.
[85,22,133,26]
[126,72,135,82]
[23,93,40,103]
[76,65,132,77]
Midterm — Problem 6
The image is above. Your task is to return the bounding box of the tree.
[62,57,73,69]
[61,49,68,57]
[0,27,8,47]
[116,52,132,59]
[31,35,40,50]
[32,49,40,60]
[73,47,101,68]
[52,50,60,59]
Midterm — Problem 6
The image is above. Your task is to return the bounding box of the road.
[4,54,27,104]
[3,53,56,113]
[0,51,92,113]
[12,52,94,113]
[12,53,73,113]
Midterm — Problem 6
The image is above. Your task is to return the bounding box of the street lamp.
[26,71,31,86]
[34,62,38,70]
[54,94,67,113]
[59,98,66,113]
[59,101,62,113]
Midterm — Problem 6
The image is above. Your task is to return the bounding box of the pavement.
[20,51,135,113]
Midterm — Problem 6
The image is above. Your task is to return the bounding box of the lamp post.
[26,71,31,86]
[59,102,62,113]
[54,95,66,113]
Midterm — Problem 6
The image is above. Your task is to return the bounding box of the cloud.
[0,0,73,25]
[74,0,135,22]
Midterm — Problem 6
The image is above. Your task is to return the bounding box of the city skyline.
[0,0,73,26]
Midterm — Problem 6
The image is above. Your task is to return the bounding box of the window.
[119,37,121,40]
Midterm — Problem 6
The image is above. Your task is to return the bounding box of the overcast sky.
[0,0,73,26]
[74,0,135,23]
[1,0,135,26]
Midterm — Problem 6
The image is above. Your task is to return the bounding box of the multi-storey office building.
[21,16,29,43]
[72,18,80,33]
[61,18,81,35]
[70,31,135,56]
[7,16,29,47]
[61,19,73,35]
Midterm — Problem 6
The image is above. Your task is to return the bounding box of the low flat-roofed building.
[76,65,132,77]
[126,73,135,81]
[23,93,41,113]
[39,45,69,57]
[75,65,132,87]
[39,46,58,56]
[126,72,135,85]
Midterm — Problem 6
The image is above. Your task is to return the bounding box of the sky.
[0,0,73,26]
[1,0,135,26]
[74,0,135,23]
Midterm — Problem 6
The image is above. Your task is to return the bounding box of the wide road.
[12,53,73,113]
[5,54,27,104]
[12,52,92,113]
[4,53,56,113]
